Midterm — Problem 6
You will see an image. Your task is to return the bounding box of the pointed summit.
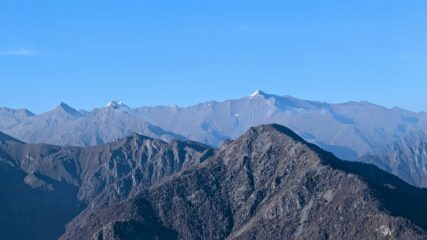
[249,89,263,97]
[19,108,35,117]
[106,100,129,110]
[249,89,274,99]
[54,102,81,116]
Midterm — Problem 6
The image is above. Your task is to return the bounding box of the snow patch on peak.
[249,89,272,98]
[250,89,263,97]
[106,100,129,110]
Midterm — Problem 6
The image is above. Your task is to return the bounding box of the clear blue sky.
[1,0,426,113]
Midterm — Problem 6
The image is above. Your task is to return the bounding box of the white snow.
[106,100,129,109]
[249,89,269,98]
[250,89,262,97]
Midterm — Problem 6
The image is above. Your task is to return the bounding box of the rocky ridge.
[61,124,427,240]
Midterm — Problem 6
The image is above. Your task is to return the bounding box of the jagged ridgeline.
[1,124,427,239]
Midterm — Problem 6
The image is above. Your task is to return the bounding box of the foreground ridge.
[61,124,427,240]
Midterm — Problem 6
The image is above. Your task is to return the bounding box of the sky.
[0,0,426,113]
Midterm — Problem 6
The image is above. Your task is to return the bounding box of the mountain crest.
[0,107,35,117]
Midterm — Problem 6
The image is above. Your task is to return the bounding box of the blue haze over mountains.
[1,90,427,187]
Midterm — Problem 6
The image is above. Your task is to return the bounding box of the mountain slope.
[359,131,427,187]
[0,131,24,143]
[0,134,82,240]
[62,124,427,240]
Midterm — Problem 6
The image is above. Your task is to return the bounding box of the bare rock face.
[61,124,427,240]
[76,134,215,208]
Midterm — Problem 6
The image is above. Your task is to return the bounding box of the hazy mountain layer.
[0,104,186,146]
[2,91,427,188]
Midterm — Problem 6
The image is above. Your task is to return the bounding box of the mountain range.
[2,124,427,239]
[2,91,427,188]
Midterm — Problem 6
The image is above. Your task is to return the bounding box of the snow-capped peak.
[250,89,267,97]
[106,100,129,110]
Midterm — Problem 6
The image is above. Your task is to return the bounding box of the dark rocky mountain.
[0,131,213,240]
[61,124,427,240]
